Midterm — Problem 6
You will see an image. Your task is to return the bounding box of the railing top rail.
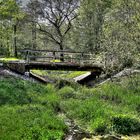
[18,49,92,55]
[28,56,95,60]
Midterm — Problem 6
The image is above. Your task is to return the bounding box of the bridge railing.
[18,49,97,64]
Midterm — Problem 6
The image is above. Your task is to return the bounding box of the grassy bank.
[0,73,140,139]
[0,76,67,140]
[31,70,87,80]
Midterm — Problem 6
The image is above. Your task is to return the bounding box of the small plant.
[122,56,133,68]
[94,125,108,134]
[59,86,75,99]
[136,104,140,114]
[127,74,140,93]
[111,115,140,134]
[90,118,108,135]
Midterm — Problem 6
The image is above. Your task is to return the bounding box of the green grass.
[59,74,140,134]
[50,59,61,63]
[31,70,87,80]
[0,105,66,140]
[0,74,140,139]
[0,57,20,62]
[0,76,67,140]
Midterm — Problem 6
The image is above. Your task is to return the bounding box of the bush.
[111,115,140,134]
[121,56,133,68]
[94,125,108,135]
[59,86,76,99]
[136,104,140,114]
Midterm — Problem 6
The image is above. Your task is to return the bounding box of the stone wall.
[4,61,26,74]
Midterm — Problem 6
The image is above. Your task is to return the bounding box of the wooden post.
[89,53,92,63]
[13,24,17,57]
[70,54,72,63]
[81,53,84,65]
[25,50,29,63]
[53,51,56,63]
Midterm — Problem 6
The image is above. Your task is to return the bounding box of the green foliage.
[0,0,139,137]
[41,92,61,112]
[0,73,140,138]
[0,47,9,56]
[64,71,87,79]
[0,105,66,140]
[0,77,47,105]
[0,77,67,139]
[121,56,134,68]
[0,0,25,57]
[127,74,140,94]
[102,0,140,70]
[92,118,108,134]
[111,115,140,135]
[56,79,79,89]
[69,0,112,52]
[60,74,140,134]
[59,86,75,99]
[0,0,19,19]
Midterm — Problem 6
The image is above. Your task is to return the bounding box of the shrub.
[94,125,108,134]
[136,104,140,115]
[111,115,140,134]
[59,86,75,99]
[122,56,133,68]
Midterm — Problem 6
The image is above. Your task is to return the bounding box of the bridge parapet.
[18,49,99,65]
[3,49,104,75]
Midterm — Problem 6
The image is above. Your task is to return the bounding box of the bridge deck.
[25,62,103,72]
[6,61,104,75]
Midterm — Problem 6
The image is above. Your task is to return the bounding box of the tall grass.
[0,77,67,140]
[60,74,140,134]
[0,105,66,140]
[0,74,140,139]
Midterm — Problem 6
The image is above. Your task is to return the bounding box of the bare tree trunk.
[32,22,37,50]
[94,10,104,54]
[13,24,17,57]
[59,43,64,62]
[7,36,10,56]
[0,37,2,48]
[31,22,37,60]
